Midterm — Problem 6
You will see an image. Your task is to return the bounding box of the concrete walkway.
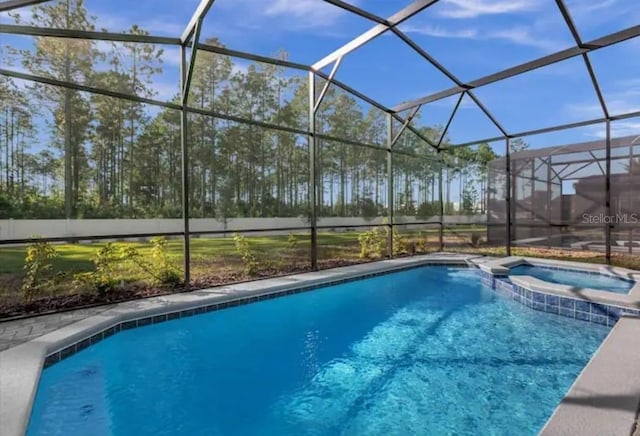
[0,307,111,352]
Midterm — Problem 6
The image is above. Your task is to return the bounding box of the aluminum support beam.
[554,0,609,119]
[312,69,439,149]
[0,68,182,110]
[554,0,582,45]
[441,136,506,150]
[505,138,512,256]
[392,28,508,137]
[393,24,640,113]
[322,0,387,25]
[390,105,421,149]
[181,20,202,105]
[588,150,606,175]
[0,23,310,71]
[313,57,343,114]
[180,45,191,288]
[582,54,609,119]
[0,24,181,44]
[309,72,318,270]
[313,26,387,72]
[387,113,394,258]
[437,150,444,250]
[179,12,205,288]
[467,92,508,136]
[392,28,462,86]
[437,92,465,148]
[0,0,47,12]
[0,67,415,152]
[546,158,552,247]
[195,42,312,71]
[559,160,599,180]
[0,8,456,146]
[605,120,612,264]
[313,0,441,70]
[181,0,215,43]
[450,110,640,148]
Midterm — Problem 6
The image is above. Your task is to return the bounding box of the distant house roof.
[490,134,640,163]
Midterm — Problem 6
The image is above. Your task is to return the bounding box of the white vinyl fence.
[0,215,486,242]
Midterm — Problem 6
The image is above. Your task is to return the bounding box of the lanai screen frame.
[1,0,639,284]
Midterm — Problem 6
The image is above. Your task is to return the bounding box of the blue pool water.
[28,267,610,436]
[509,264,634,294]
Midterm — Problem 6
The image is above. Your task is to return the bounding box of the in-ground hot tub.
[509,264,635,294]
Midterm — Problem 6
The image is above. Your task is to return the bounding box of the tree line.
[0,0,499,221]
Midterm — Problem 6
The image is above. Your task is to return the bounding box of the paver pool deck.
[1,253,639,436]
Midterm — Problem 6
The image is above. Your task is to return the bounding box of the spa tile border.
[480,270,640,326]
[43,261,471,368]
[513,264,635,283]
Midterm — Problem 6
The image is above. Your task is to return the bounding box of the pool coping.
[0,253,475,436]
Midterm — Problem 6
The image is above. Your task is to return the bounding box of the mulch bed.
[0,259,364,321]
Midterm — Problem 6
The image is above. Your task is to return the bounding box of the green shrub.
[287,233,298,251]
[233,233,259,276]
[121,237,182,288]
[76,238,182,296]
[21,239,57,302]
[390,228,407,256]
[148,237,182,287]
[416,231,429,253]
[90,243,122,296]
[358,227,386,259]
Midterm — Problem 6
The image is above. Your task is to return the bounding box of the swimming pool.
[27,267,609,436]
[509,264,634,294]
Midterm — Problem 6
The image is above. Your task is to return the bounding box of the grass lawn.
[0,229,451,277]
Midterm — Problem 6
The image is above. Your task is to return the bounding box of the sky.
[1,0,640,153]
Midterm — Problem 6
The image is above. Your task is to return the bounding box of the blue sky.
[2,0,640,152]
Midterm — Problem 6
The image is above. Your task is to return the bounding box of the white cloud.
[583,120,640,138]
[566,102,607,119]
[216,0,353,31]
[566,84,640,139]
[564,0,618,16]
[438,0,540,19]
[488,26,557,50]
[401,24,478,39]
[609,121,640,137]
[264,0,345,23]
[563,0,640,40]
[401,23,557,50]
[567,79,640,120]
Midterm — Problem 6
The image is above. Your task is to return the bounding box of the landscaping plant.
[88,243,122,296]
[358,227,386,259]
[233,233,259,276]
[21,239,58,302]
